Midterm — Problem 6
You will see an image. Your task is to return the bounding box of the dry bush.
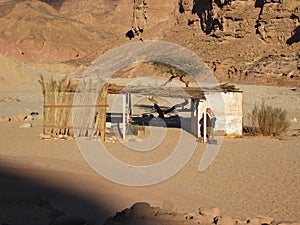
[249,101,290,136]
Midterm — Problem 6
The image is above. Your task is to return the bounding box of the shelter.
[107,82,243,141]
[40,75,243,141]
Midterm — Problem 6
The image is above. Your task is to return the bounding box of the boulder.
[130,202,154,218]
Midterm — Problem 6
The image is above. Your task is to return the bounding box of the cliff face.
[177,0,299,43]
[0,0,299,85]
[173,0,300,85]
[255,0,300,44]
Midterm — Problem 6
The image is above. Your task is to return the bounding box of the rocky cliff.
[0,0,299,86]
[174,0,299,85]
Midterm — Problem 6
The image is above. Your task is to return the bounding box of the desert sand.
[0,1,299,224]
[0,76,299,225]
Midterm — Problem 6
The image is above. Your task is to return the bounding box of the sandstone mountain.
[0,0,299,86]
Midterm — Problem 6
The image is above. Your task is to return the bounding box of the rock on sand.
[20,122,32,128]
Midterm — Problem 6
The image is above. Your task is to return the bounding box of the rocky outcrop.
[125,0,178,40]
[206,54,300,85]
[171,0,300,86]
[177,0,257,38]
[246,54,300,81]
[176,0,299,42]
[255,0,300,43]
[104,202,299,225]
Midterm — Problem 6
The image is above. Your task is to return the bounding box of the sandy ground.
[0,84,299,225]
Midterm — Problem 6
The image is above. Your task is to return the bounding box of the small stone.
[20,122,32,128]
[24,115,34,121]
[199,207,221,218]
[0,116,11,123]
[10,114,27,121]
[130,202,154,218]
[40,134,52,139]
[30,112,39,116]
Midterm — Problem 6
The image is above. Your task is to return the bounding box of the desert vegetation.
[248,101,290,136]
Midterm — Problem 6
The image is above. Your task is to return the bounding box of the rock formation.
[0,0,299,86]
[104,202,299,225]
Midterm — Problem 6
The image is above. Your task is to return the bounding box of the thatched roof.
[107,83,241,99]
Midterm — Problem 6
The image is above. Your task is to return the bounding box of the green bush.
[249,101,290,136]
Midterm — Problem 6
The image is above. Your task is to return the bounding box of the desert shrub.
[249,101,290,136]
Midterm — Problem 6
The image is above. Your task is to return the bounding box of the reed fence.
[39,76,108,140]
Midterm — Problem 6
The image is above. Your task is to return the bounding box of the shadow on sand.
[0,165,111,225]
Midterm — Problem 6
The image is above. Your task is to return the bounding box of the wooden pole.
[122,94,126,141]
[203,101,207,143]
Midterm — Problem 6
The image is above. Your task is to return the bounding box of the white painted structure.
[119,90,243,141]
[195,91,243,137]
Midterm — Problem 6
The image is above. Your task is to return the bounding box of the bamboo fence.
[39,76,108,140]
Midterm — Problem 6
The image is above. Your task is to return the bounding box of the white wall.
[199,92,243,136]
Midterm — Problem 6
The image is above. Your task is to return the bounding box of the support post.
[203,101,207,143]
[122,94,126,141]
[191,98,199,137]
[128,93,132,123]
